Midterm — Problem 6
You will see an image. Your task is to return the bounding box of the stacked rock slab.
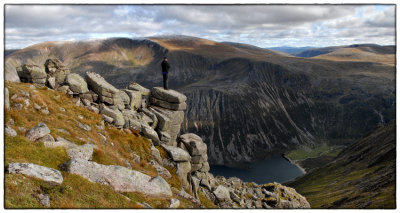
[17,64,47,85]
[149,87,187,146]
[44,58,71,88]
[179,133,210,173]
[85,72,124,109]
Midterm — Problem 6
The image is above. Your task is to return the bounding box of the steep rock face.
[287,121,396,208]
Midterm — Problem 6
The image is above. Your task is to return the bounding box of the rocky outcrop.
[65,73,89,94]
[44,58,70,86]
[17,64,47,85]
[67,158,172,197]
[7,163,63,185]
[86,72,122,106]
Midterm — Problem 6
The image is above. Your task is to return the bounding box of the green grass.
[288,164,395,208]
[285,144,343,161]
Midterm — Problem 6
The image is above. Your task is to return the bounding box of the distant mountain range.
[5,36,396,166]
[267,46,315,55]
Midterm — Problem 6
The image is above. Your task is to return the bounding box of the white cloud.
[4,4,396,49]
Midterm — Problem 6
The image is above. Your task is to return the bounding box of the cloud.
[4,4,396,49]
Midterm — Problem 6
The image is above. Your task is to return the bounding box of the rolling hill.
[5,36,396,166]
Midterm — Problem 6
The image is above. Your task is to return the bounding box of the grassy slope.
[287,122,396,209]
[4,82,216,209]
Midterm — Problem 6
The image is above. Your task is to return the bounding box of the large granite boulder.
[150,106,185,146]
[67,158,172,197]
[151,87,187,103]
[85,72,121,105]
[161,145,191,162]
[100,105,125,128]
[44,58,70,85]
[65,74,89,94]
[179,133,209,173]
[17,64,47,85]
[66,144,94,161]
[25,123,51,142]
[8,163,63,185]
[149,96,187,111]
[128,82,150,96]
[123,89,142,110]
[213,185,231,202]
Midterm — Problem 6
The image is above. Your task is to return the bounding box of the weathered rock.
[85,72,120,105]
[161,145,191,162]
[86,105,100,114]
[100,105,125,128]
[151,146,163,164]
[262,183,310,208]
[200,162,210,172]
[65,74,89,94]
[44,136,77,149]
[57,85,70,94]
[18,64,47,85]
[78,122,91,131]
[44,58,70,84]
[149,96,187,111]
[230,191,241,204]
[150,106,185,145]
[66,144,94,161]
[213,185,231,202]
[122,89,142,109]
[151,87,187,103]
[25,123,51,142]
[37,134,55,143]
[37,193,50,207]
[79,93,93,102]
[41,107,50,115]
[142,124,161,145]
[149,108,170,131]
[13,103,23,110]
[5,88,10,110]
[139,108,158,129]
[150,160,172,179]
[128,82,150,96]
[67,158,172,197]
[132,153,141,164]
[179,133,207,156]
[159,131,172,144]
[6,118,15,126]
[5,126,17,137]
[191,176,200,199]
[117,91,129,106]
[46,77,56,89]
[169,198,180,208]
[8,163,63,185]
[176,161,191,189]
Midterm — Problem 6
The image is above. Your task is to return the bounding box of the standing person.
[161,57,170,90]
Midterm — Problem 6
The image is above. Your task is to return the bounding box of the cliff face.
[5,36,396,166]
[287,120,396,208]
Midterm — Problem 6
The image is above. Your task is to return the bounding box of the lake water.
[209,155,305,184]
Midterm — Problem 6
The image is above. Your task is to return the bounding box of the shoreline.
[282,154,307,174]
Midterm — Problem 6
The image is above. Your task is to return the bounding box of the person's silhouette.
[161,57,170,90]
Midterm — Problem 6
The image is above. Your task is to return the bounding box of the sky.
[4,4,396,49]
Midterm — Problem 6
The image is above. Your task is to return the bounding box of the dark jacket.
[161,60,170,74]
